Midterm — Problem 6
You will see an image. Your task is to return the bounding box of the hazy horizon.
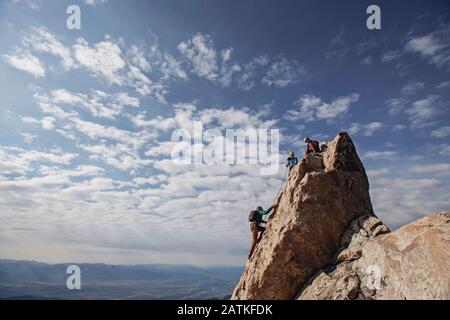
[0,257,243,267]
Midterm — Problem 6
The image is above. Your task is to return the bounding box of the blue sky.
[0,0,449,266]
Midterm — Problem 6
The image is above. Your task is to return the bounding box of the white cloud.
[10,27,178,103]
[435,144,450,157]
[42,89,140,120]
[130,101,277,140]
[262,57,306,88]
[286,93,359,122]
[178,33,218,81]
[406,34,444,57]
[405,27,450,67]
[386,98,408,115]
[132,176,165,186]
[83,0,109,6]
[367,168,390,178]
[21,116,41,125]
[128,113,177,131]
[20,133,38,143]
[362,150,397,160]
[431,126,450,138]
[0,146,78,175]
[374,177,442,190]
[409,163,450,175]
[325,28,349,61]
[348,122,383,136]
[71,35,167,103]
[218,49,241,87]
[392,124,407,131]
[401,81,424,96]
[50,88,84,104]
[237,55,269,90]
[381,49,403,62]
[29,88,159,174]
[361,56,373,66]
[79,143,152,172]
[71,118,145,145]
[73,37,126,85]
[11,0,41,10]
[144,141,176,158]
[406,94,440,129]
[2,52,45,77]
[387,85,444,130]
[436,81,450,90]
[177,33,304,90]
[21,117,56,130]
[24,27,75,69]
[160,53,188,80]
[41,116,55,130]
[127,45,151,72]
[126,64,162,100]
[198,105,276,129]
[370,175,449,227]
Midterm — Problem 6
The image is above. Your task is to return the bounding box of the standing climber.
[248,204,278,259]
[286,151,299,171]
[304,137,321,156]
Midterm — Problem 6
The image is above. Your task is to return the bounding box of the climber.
[286,151,299,171]
[248,204,278,259]
[304,137,321,156]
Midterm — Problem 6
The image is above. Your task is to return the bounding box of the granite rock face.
[298,213,450,300]
[231,132,450,300]
[232,132,378,299]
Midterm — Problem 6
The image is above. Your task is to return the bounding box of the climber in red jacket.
[304,137,321,156]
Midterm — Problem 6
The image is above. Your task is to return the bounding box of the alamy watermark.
[170,121,280,176]
[66,265,81,290]
[366,5,381,30]
[66,5,81,30]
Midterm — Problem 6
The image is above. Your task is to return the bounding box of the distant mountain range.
[0,259,242,300]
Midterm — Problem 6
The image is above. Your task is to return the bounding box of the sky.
[0,0,449,266]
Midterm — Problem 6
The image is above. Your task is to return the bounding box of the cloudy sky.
[0,0,449,266]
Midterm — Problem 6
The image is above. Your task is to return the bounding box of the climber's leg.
[249,229,259,258]
[257,226,266,242]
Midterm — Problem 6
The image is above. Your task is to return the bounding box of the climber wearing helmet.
[304,137,321,156]
[248,204,278,259]
[286,151,299,171]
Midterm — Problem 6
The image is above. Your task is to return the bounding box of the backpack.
[248,210,260,223]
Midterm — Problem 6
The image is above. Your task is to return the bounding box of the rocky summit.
[232,132,450,300]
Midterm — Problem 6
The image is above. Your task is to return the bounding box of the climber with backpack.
[248,204,278,259]
[286,151,299,171]
[304,137,321,156]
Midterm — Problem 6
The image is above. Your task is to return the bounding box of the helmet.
[288,151,295,157]
[256,206,263,211]
[304,137,310,143]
